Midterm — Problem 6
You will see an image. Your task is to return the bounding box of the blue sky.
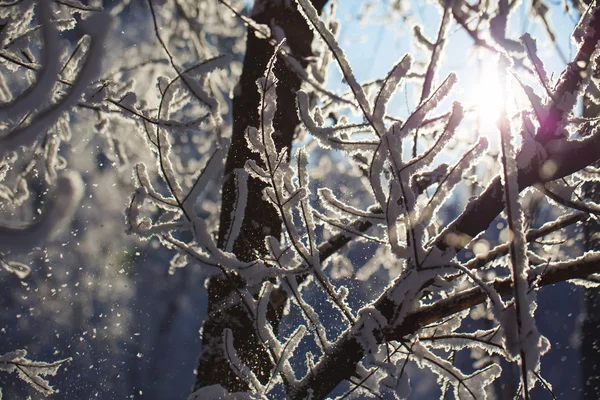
[330,0,578,122]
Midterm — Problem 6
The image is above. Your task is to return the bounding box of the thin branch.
[292,252,600,399]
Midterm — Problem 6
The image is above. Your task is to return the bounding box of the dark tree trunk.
[582,70,600,400]
[194,0,329,392]
[582,282,600,399]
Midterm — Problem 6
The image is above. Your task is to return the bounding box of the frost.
[168,252,189,275]
[224,169,249,252]
[181,54,233,117]
[0,1,596,399]
[402,101,465,176]
[422,328,506,356]
[498,59,545,380]
[412,340,501,400]
[296,90,372,152]
[372,55,411,133]
[0,349,71,396]
[401,73,457,134]
[318,187,382,219]
[352,307,388,356]
[0,1,60,117]
[520,33,550,88]
[424,137,488,219]
[0,12,112,158]
[413,25,434,51]
[296,0,372,118]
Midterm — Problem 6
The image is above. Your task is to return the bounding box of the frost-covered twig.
[147,0,223,117]
[248,42,356,325]
[497,58,541,398]
[296,0,376,131]
[0,350,71,396]
[292,252,600,399]
[436,123,600,253]
[0,1,59,116]
[0,11,112,158]
[465,212,586,270]
[419,0,451,103]
[536,4,600,144]
[536,183,600,215]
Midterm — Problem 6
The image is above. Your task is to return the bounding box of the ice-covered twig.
[410,339,501,399]
[436,123,600,253]
[249,43,356,325]
[147,0,226,118]
[0,1,60,117]
[423,137,487,220]
[497,57,542,398]
[465,212,586,270]
[292,252,600,399]
[536,4,600,144]
[0,349,71,396]
[520,33,552,98]
[372,54,411,134]
[535,182,600,215]
[223,169,249,253]
[296,0,373,126]
[256,282,306,389]
[419,1,452,103]
[0,12,111,158]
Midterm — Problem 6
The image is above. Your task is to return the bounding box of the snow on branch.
[0,11,112,158]
[293,249,600,399]
[63,0,600,398]
[0,349,71,396]
[296,0,373,125]
[411,339,501,400]
[224,3,600,397]
[536,4,600,144]
[0,1,60,117]
[497,57,544,392]
[372,54,411,133]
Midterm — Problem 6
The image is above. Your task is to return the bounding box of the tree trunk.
[194,0,328,392]
[582,69,600,400]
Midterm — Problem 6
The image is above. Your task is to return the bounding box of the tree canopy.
[1,0,600,399]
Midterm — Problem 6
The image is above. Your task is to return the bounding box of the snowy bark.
[581,49,600,400]
[194,0,329,392]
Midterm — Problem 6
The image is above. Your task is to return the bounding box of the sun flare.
[468,62,507,134]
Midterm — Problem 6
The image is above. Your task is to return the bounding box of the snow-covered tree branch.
[2,0,600,398]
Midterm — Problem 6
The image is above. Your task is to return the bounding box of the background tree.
[581,36,600,400]
[0,0,599,399]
